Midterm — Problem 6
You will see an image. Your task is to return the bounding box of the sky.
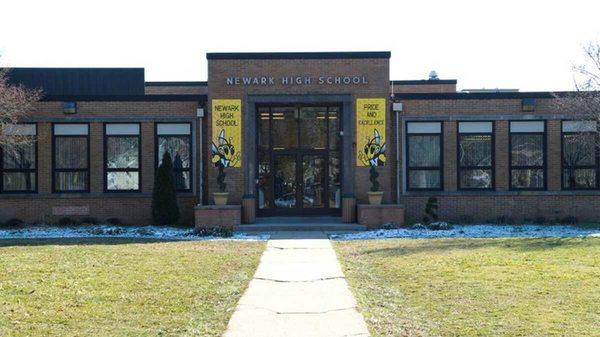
[1,0,599,91]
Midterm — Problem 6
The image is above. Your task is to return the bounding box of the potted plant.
[367,165,384,205]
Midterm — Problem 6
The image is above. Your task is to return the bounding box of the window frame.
[457,121,495,191]
[52,122,90,193]
[103,122,142,193]
[405,121,444,191]
[0,123,38,194]
[508,120,547,191]
[560,120,599,190]
[154,122,193,193]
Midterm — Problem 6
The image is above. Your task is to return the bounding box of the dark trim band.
[145,81,208,87]
[41,94,207,102]
[206,51,391,60]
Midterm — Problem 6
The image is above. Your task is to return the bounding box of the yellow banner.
[356,98,387,167]
[211,99,242,168]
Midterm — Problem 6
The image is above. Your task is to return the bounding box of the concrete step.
[235,216,366,232]
[234,223,366,232]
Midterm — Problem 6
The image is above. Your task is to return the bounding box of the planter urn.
[367,191,384,205]
[213,192,229,206]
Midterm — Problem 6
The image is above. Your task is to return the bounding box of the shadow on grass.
[0,237,201,247]
[359,237,600,257]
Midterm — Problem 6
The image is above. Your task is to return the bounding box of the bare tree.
[555,43,600,121]
[553,43,600,188]
[0,66,42,152]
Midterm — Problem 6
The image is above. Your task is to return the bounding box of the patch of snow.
[0,225,269,241]
[330,224,600,241]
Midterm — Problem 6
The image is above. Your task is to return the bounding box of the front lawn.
[334,237,600,337]
[0,238,265,337]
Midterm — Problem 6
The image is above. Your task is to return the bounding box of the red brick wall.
[207,57,391,205]
[398,97,600,223]
[0,100,200,225]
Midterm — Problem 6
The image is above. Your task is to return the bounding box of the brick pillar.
[443,121,457,191]
[342,197,356,223]
[37,122,52,194]
[547,120,561,191]
[141,122,155,193]
[495,121,509,191]
[242,196,256,223]
[89,123,104,193]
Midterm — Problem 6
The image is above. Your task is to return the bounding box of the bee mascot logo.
[211,129,240,168]
[359,129,386,167]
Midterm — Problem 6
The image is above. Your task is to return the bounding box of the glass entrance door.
[257,105,341,216]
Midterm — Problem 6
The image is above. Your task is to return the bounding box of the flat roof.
[41,94,207,102]
[206,51,391,60]
[145,81,207,87]
[391,79,457,85]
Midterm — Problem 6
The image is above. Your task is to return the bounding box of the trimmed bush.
[152,151,180,226]
[80,217,99,225]
[58,217,79,226]
[106,218,123,226]
[193,226,233,238]
[422,197,439,224]
[2,218,24,228]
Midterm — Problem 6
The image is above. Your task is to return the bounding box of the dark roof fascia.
[145,81,208,87]
[392,92,572,100]
[391,79,457,85]
[206,51,391,60]
[41,94,207,102]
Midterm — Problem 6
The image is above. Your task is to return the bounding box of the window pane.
[562,121,596,132]
[271,107,297,149]
[459,135,492,167]
[157,123,190,135]
[460,169,492,189]
[407,122,441,134]
[257,149,272,209]
[459,122,493,133]
[563,133,595,166]
[563,168,596,189]
[55,171,88,191]
[106,124,140,135]
[408,170,441,189]
[107,171,139,190]
[3,172,35,191]
[258,110,270,150]
[158,136,190,168]
[511,169,544,189]
[511,134,544,166]
[408,135,440,167]
[173,170,190,191]
[55,137,88,169]
[3,143,36,169]
[54,124,88,135]
[510,121,544,133]
[328,109,340,150]
[299,107,327,149]
[107,137,139,169]
[329,152,341,208]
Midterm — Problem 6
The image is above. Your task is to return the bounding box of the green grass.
[334,237,600,337]
[0,238,265,337]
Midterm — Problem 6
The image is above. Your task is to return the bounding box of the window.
[458,122,494,189]
[156,123,192,191]
[406,122,442,190]
[105,123,141,191]
[1,124,37,193]
[510,121,545,190]
[53,124,89,192]
[562,121,598,189]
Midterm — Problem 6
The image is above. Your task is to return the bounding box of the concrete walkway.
[224,231,370,337]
